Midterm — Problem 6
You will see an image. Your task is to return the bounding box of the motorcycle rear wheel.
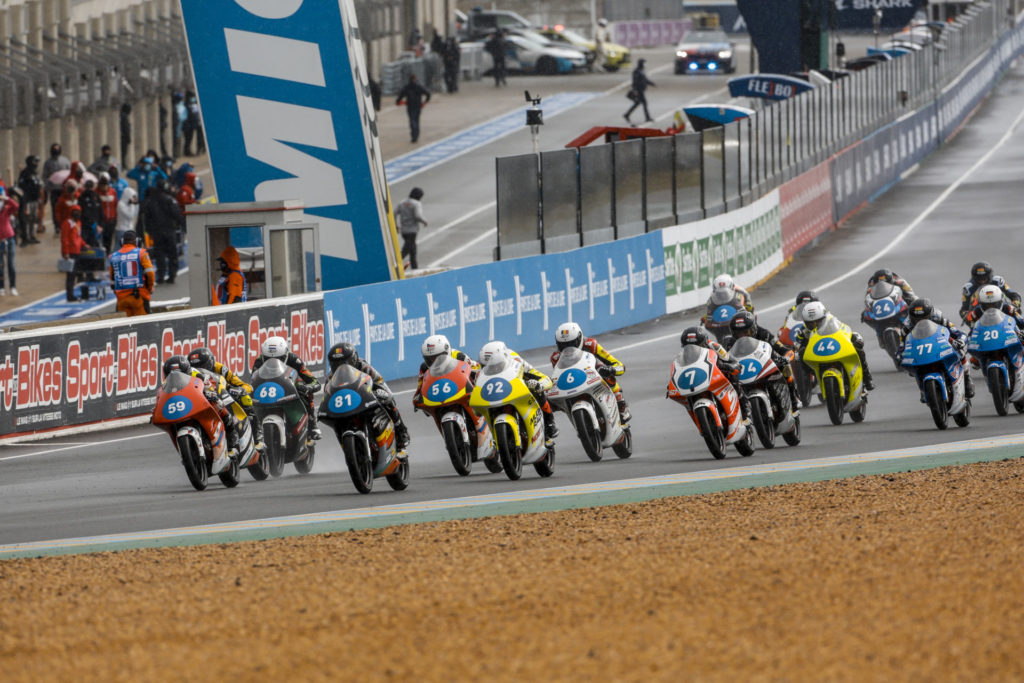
[823,375,844,425]
[247,440,270,481]
[882,328,903,370]
[178,434,208,491]
[572,408,603,462]
[612,427,633,459]
[533,447,555,477]
[750,398,775,449]
[695,406,726,459]
[925,378,948,430]
[495,422,523,481]
[782,414,802,446]
[988,365,1009,416]
[794,361,814,406]
[386,458,410,490]
[343,432,374,494]
[442,419,473,476]
[218,456,240,488]
[484,455,505,473]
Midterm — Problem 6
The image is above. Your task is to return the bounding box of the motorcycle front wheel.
[988,365,1009,416]
[823,375,844,425]
[572,407,603,462]
[343,432,374,493]
[263,422,285,478]
[495,422,523,481]
[442,419,473,476]
[925,378,948,430]
[750,398,775,449]
[178,434,208,491]
[695,405,726,459]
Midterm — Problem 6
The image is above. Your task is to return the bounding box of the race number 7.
[916,343,933,355]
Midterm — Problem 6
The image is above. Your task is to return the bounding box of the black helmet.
[730,311,757,338]
[971,261,993,286]
[680,326,709,347]
[121,230,138,247]
[327,342,359,373]
[187,347,215,372]
[870,268,894,285]
[908,298,934,324]
[156,178,172,194]
[162,354,191,379]
[25,155,40,167]
[794,290,818,306]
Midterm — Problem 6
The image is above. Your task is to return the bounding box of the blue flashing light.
[688,62,698,70]
[708,62,718,71]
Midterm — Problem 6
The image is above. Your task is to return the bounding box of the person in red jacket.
[176,172,197,213]
[54,180,80,238]
[61,204,86,302]
[96,173,119,253]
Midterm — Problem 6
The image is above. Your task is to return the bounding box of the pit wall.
[0,14,1021,439]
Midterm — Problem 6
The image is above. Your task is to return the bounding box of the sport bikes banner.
[179,0,397,290]
[661,191,783,315]
[0,297,326,438]
[322,233,666,380]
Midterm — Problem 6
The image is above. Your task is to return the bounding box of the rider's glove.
[373,387,391,403]
[775,354,789,367]
[612,364,625,376]
[597,366,614,379]
[203,389,219,404]
[860,310,870,323]
[525,378,540,392]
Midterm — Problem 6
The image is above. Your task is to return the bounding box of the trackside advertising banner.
[0,298,326,438]
[323,233,666,380]
[179,0,397,290]
[779,160,834,259]
[661,191,783,314]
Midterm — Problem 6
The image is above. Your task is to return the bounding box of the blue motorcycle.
[968,308,1024,415]
[703,290,741,345]
[863,281,909,369]
[901,319,970,430]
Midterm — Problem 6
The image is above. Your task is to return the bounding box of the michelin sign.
[179,0,397,290]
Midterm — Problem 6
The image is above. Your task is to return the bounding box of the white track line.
[427,227,497,268]
[0,433,160,462]
[419,202,496,244]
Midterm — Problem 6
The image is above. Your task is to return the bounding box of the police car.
[674,29,735,74]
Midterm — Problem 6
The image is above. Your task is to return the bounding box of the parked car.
[503,33,587,74]
[536,26,631,71]
[674,28,735,74]
[457,8,532,42]
[509,27,595,70]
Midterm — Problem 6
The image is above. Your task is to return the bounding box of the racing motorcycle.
[251,358,316,477]
[703,290,742,345]
[415,355,502,476]
[901,319,970,429]
[729,337,801,448]
[778,305,817,406]
[968,308,1024,416]
[469,357,555,481]
[801,317,868,425]
[318,364,409,494]
[666,345,755,459]
[152,369,261,491]
[547,346,632,461]
[862,281,909,369]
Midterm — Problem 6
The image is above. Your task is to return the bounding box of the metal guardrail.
[495,0,1014,259]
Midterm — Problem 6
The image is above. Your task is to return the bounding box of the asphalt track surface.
[2,58,1024,548]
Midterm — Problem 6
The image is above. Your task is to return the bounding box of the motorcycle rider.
[865,268,916,300]
[549,322,631,423]
[478,341,560,447]
[902,298,975,398]
[162,354,244,458]
[726,311,802,411]
[252,336,322,441]
[678,326,752,422]
[701,273,754,327]
[797,301,876,391]
[188,347,264,450]
[963,284,1024,334]
[327,342,410,453]
[959,261,1022,324]
[413,334,479,403]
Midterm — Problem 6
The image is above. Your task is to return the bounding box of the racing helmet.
[971,261,993,286]
[187,347,215,372]
[555,322,584,351]
[977,284,1003,310]
[680,326,709,347]
[261,336,289,360]
[421,334,451,366]
[801,301,828,330]
[327,342,359,373]
[908,298,934,324]
[729,311,757,339]
[162,354,191,379]
[870,268,894,285]
[479,341,508,367]
[712,273,735,293]
[794,290,818,306]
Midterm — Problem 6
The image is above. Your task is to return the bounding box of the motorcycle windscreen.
[161,371,193,393]
[910,319,940,340]
[555,346,584,369]
[814,317,841,336]
[976,308,1007,328]
[677,345,706,367]
[480,356,507,376]
[428,354,458,377]
[869,281,895,300]
[254,358,291,381]
[329,364,365,388]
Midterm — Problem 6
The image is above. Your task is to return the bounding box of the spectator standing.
[115,186,139,247]
[109,166,129,200]
[396,74,431,144]
[16,155,43,245]
[78,179,103,247]
[623,58,655,125]
[176,172,198,213]
[127,156,168,201]
[368,77,382,112]
[443,38,461,93]
[0,187,19,296]
[89,144,120,176]
[183,91,205,156]
[485,31,508,87]
[431,30,444,55]
[396,187,427,270]
[61,204,86,302]
[119,104,132,166]
[595,18,611,70]
[109,230,155,317]
[140,179,183,284]
[55,181,80,238]
[214,246,248,304]
[97,173,119,254]
[42,142,71,234]
[64,161,87,192]
[172,91,187,157]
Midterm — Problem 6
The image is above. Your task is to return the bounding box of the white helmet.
[555,321,584,351]
[421,334,451,364]
[978,284,1003,309]
[598,17,608,26]
[712,273,735,292]
[479,340,508,367]
[261,335,289,359]
[801,301,827,329]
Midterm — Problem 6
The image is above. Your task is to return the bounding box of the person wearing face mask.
[213,246,247,305]
[16,156,43,245]
[42,143,71,234]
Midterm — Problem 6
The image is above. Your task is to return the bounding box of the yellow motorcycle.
[801,317,868,425]
[469,355,555,481]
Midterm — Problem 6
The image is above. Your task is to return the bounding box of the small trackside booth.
[185,200,322,308]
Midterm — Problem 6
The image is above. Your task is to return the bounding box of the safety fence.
[1,7,1022,438]
[495,0,1018,259]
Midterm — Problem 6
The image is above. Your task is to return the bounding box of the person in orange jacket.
[61,204,86,302]
[175,171,197,213]
[108,230,155,316]
[54,180,80,237]
[213,246,247,305]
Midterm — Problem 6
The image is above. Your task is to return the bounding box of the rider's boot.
[394,415,411,454]
[964,368,976,398]
[305,397,322,442]
[788,377,801,412]
[246,407,265,450]
[542,404,559,447]
[614,387,631,423]
[225,416,241,460]
[856,347,876,391]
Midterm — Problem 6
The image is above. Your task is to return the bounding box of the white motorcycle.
[547,346,632,461]
[729,337,801,449]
